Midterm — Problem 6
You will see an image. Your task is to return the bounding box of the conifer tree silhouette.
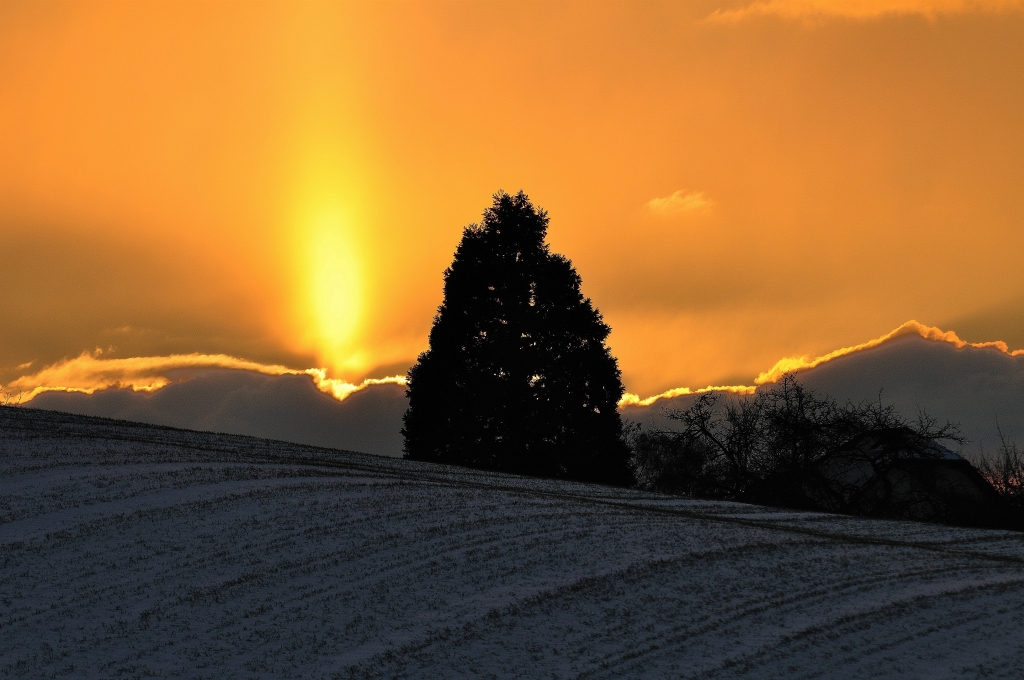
[402,191,630,485]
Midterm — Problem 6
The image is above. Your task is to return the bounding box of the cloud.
[622,323,1024,456]
[618,320,1021,408]
[753,320,1022,385]
[26,370,409,457]
[707,0,1024,22]
[14,320,1024,459]
[646,190,714,216]
[5,351,405,403]
[619,384,755,408]
[797,334,1024,453]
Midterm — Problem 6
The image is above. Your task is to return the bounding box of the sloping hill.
[2,406,1024,678]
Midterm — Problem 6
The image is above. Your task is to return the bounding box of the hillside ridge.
[3,405,1024,677]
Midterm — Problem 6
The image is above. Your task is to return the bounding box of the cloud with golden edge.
[707,0,1024,22]
[619,320,1024,408]
[301,368,407,401]
[754,320,1024,385]
[8,321,1022,413]
[647,190,714,216]
[619,385,756,408]
[5,351,405,403]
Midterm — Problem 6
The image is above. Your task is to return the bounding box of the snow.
[2,406,1024,678]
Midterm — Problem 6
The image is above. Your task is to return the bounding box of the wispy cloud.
[6,351,405,403]
[647,190,714,216]
[708,0,1024,22]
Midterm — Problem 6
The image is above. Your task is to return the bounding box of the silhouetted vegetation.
[972,430,1024,516]
[629,376,1019,529]
[403,190,630,485]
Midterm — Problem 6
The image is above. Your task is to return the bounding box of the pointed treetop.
[472,190,549,247]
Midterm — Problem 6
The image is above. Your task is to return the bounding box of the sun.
[284,121,371,377]
[293,204,364,373]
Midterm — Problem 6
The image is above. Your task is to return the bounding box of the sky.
[2,0,1023,405]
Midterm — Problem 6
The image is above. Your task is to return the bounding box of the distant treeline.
[628,375,1024,530]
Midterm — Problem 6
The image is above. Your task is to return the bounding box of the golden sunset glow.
[297,205,364,372]
[2,1,1023,403]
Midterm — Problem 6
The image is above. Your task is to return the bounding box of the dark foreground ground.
[2,405,1024,679]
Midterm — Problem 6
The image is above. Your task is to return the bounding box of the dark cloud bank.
[30,370,408,457]
[800,335,1024,452]
[30,335,1024,459]
[624,335,1024,456]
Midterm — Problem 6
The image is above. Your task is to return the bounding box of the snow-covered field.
[2,406,1024,679]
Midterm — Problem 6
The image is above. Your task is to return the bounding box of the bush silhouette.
[403,190,630,485]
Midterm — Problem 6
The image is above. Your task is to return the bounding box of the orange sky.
[2,0,1023,400]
